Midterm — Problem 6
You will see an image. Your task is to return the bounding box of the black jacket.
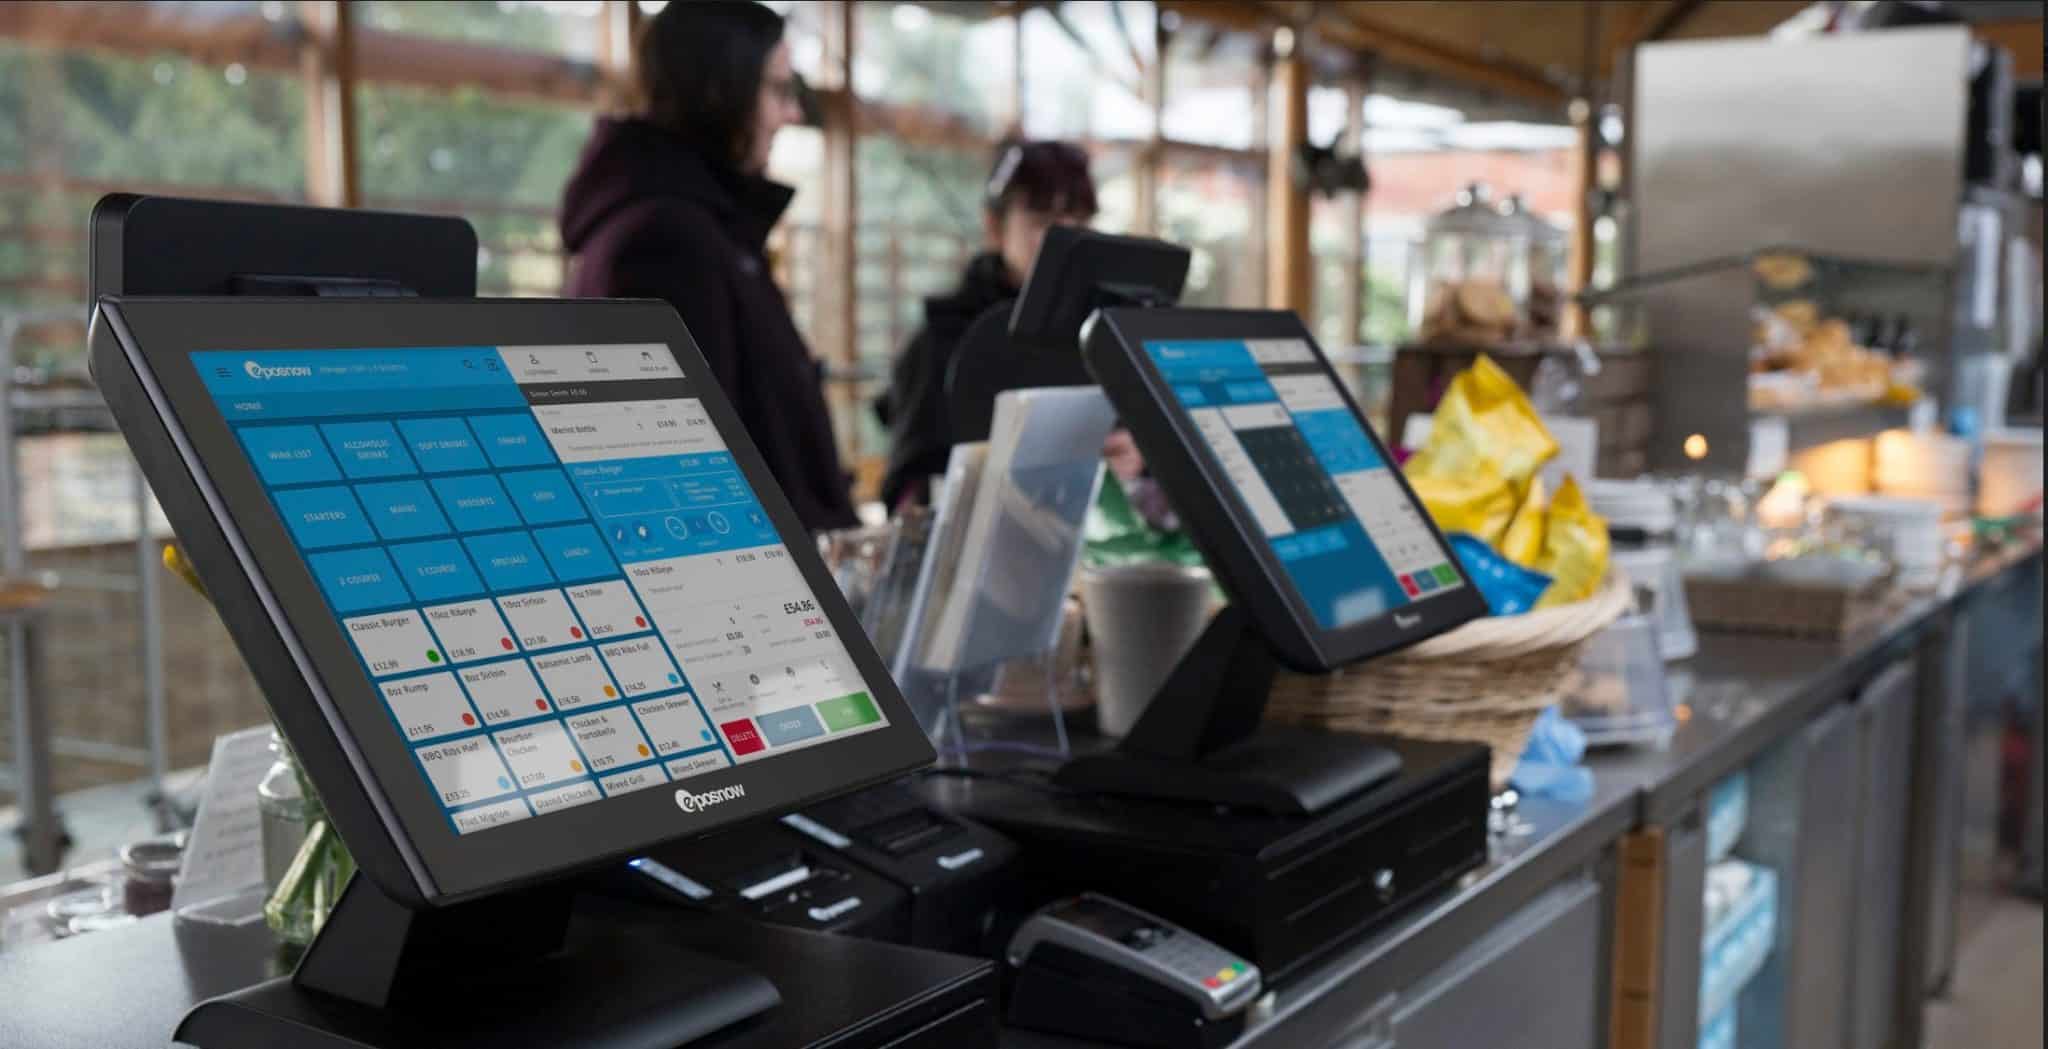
[559,117,857,532]
[876,252,1017,509]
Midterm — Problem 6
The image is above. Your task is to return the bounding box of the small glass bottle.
[257,728,354,948]
[256,729,315,894]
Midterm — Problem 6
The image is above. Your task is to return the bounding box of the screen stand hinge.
[1052,604,1402,816]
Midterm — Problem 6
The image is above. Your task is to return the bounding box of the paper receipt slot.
[88,296,943,1048]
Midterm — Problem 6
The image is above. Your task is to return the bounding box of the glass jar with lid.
[1406,182,1532,346]
[1499,194,1567,339]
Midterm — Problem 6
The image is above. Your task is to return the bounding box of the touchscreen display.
[195,345,888,836]
[1143,338,1460,628]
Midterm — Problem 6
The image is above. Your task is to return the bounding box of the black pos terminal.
[86,197,991,1048]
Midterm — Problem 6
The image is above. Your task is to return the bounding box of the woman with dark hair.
[876,140,1100,510]
[559,0,857,532]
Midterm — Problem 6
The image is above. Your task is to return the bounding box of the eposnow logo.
[1393,612,1421,630]
[675,784,747,814]
[244,360,312,380]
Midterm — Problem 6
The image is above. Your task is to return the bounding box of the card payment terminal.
[1005,893,1260,1049]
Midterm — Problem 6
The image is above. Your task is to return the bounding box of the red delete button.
[720,719,766,755]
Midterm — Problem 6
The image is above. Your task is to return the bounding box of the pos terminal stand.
[88,196,994,1049]
[1052,604,1401,815]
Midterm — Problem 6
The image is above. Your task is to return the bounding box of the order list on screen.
[1144,338,1461,628]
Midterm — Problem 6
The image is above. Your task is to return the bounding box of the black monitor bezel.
[92,296,934,906]
[1081,306,1486,673]
[1007,226,1190,348]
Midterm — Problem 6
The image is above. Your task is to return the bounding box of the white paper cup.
[1079,563,1215,737]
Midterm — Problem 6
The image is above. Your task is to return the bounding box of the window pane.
[356,83,591,295]
[759,0,826,83]
[855,138,982,366]
[842,138,983,465]
[1161,25,1258,149]
[360,1,601,58]
[1364,235,1411,346]
[768,125,827,354]
[1021,3,1153,142]
[1158,152,1262,308]
[1308,85,1352,148]
[1089,145,1142,235]
[0,38,303,821]
[1312,195,1358,347]
[0,43,305,366]
[855,3,1014,134]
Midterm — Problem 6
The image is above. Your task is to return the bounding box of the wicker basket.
[1267,572,1633,789]
[1682,570,1892,640]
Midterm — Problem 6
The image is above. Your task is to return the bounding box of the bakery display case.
[1408,183,1552,347]
[1581,248,1949,477]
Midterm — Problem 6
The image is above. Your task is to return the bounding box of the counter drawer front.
[1387,876,1605,1049]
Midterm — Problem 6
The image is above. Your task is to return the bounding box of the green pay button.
[816,692,880,732]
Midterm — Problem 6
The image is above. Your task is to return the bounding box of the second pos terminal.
[937,231,1495,1007]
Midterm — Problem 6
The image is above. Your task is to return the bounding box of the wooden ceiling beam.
[1156,0,1567,107]
[1642,0,1709,43]
[0,0,611,107]
[1598,1,1660,78]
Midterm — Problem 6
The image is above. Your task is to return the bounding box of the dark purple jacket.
[559,117,857,532]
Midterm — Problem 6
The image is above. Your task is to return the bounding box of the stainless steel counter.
[0,546,2036,1049]
[1008,542,2042,1049]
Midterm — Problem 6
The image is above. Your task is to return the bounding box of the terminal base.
[1055,604,1401,815]
[1055,724,1402,815]
[176,874,779,1049]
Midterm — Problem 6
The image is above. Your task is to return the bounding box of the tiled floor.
[1924,890,2044,1049]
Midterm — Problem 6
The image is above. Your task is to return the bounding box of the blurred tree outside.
[0,42,306,374]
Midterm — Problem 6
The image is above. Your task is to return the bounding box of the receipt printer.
[628,821,910,939]
[785,780,1018,953]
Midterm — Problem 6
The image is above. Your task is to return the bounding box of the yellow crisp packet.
[1499,475,1548,567]
[1406,355,1559,488]
[1533,476,1609,608]
[1408,460,1518,545]
[163,542,207,597]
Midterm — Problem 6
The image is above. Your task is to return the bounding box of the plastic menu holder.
[1559,613,1676,747]
[857,506,936,675]
[897,388,1115,759]
[170,726,276,929]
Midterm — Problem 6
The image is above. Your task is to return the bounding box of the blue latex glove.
[1510,706,1594,803]
[1447,532,1552,616]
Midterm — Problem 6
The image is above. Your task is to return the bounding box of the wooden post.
[300,0,360,209]
[1609,827,1667,1049]
[1266,28,1311,315]
[1342,77,1366,345]
[1247,54,1270,305]
[820,2,861,462]
[595,0,639,93]
[1133,18,1166,236]
[1564,2,1602,338]
[1565,99,1596,339]
[1006,8,1025,135]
